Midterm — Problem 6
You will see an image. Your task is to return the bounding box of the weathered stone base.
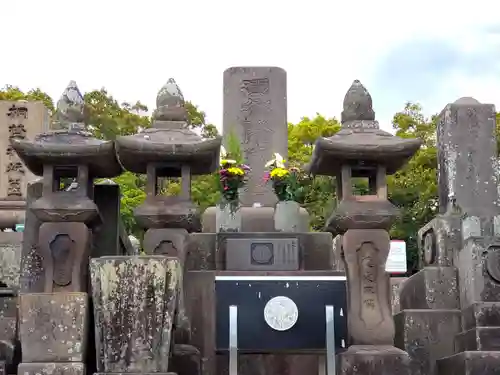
[19,293,89,362]
[399,266,459,310]
[216,353,321,375]
[171,344,201,375]
[394,309,461,375]
[462,302,500,329]
[338,345,410,375]
[437,351,500,375]
[95,373,176,375]
[456,327,500,351]
[19,362,85,375]
[202,206,310,233]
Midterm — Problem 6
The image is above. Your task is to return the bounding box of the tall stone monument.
[0,101,49,288]
[223,67,287,207]
[202,67,309,232]
[433,98,500,373]
[309,80,421,375]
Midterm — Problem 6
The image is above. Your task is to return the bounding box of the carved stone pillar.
[343,229,393,344]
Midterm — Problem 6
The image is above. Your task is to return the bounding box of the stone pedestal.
[395,310,461,375]
[202,206,310,233]
[18,293,88,375]
[396,267,461,375]
[338,345,410,375]
[438,352,500,375]
[188,232,334,271]
[90,256,180,373]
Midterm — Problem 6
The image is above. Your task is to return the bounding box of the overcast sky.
[1,0,500,132]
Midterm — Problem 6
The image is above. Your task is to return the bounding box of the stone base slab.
[456,327,500,351]
[171,344,201,375]
[437,351,500,375]
[394,309,460,375]
[462,302,500,330]
[19,362,85,375]
[399,266,459,310]
[202,206,310,233]
[95,373,177,375]
[338,345,410,375]
[216,353,321,375]
[19,292,88,362]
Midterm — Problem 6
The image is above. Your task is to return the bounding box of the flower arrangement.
[218,145,250,204]
[263,153,301,201]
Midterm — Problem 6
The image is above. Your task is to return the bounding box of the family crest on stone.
[0,67,497,375]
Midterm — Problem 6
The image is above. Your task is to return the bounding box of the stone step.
[456,327,500,352]
[437,351,500,375]
[395,309,461,375]
[462,302,500,330]
[338,345,410,375]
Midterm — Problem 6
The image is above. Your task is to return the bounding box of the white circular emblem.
[263,296,299,331]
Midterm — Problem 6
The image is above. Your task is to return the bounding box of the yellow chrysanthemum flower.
[270,167,290,178]
[221,159,236,165]
[227,167,244,176]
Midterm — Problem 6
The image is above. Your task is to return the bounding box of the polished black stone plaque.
[215,276,347,352]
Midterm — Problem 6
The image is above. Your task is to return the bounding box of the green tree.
[388,102,438,272]
[0,85,55,114]
[287,114,341,230]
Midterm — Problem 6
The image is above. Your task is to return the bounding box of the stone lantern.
[309,80,421,374]
[10,80,123,293]
[11,81,123,375]
[115,78,222,253]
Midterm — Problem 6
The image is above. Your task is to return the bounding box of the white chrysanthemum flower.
[274,153,285,168]
[265,159,275,168]
[222,159,237,164]
[265,152,286,168]
[220,146,228,158]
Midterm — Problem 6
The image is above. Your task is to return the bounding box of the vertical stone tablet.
[223,67,287,207]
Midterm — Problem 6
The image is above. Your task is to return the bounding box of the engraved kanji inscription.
[241,78,269,95]
[5,146,14,157]
[6,104,28,119]
[241,98,271,113]
[8,123,26,139]
[7,177,21,197]
[6,162,25,174]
